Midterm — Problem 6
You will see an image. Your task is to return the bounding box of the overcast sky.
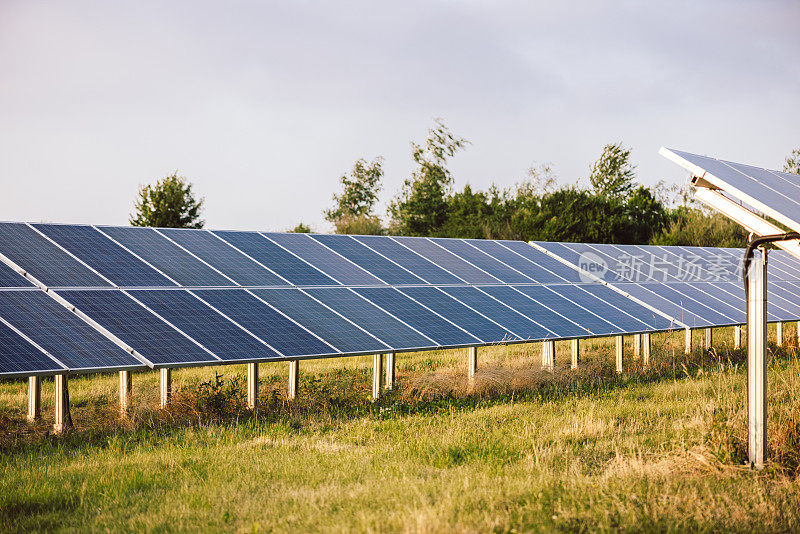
[1,1,798,232]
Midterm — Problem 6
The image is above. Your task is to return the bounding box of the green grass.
[2,326,800,532]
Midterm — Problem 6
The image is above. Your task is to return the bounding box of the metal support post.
[467,346,477,386]
[247,362,258,410]
[385,352,396,390]
[288,360,299,400]
[684,328,692,355]
[633,333,641,359]
[542,340,555,371]
[571,339,579,369]
[776,322,783,347]
[747,251,767,469]
[372,354,383,401]
[615,335,623,373]
[27,376,41,422]
[53,373,73,434]
[119,370,132,417]
[642,333,651,367]
[160,368,172,409]
[734,325,742,349]
[704,327,713,350]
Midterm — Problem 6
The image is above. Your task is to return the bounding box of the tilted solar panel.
[431,239,533,283]
[311,234,424,285]
[0,290,145,372]
[57,289,219,367]
[0,223,110,288]
[97,226,232,287]
[0,318,64,376]
[34,223,175,287]
[352,236,463,284]
[158,228,288,287]
[0,261,33,288]
[394,237,500,284]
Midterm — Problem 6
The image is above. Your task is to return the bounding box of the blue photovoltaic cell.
[548,284,662,332]
[252,288,390,353]
[98,226,231,287]
[397,286,518,343]
[0,290,145,371]
[393,237,500,284]
[0,319,64,376]
[353,287,479,346]
[615,284,715,328]
[353,235,463,284]
[60,289,218,366]
[0,261,32,287]
[768,282,800,318]
[479,285,588,338]
[130,289,281,362]
[194,289,335,357]
[575,284,675,330]
[770,251,800,281]
[34,224,175,287]
[507,241,584,283]
[0,222,111,288]
[664,246,740,282]
[214,231,337,286]
[265,233,383,286]
[513,285,625,335]
[685,283,749,321]
[438,286,553,340]
[157,229,287,287]
[470,240,568,284]
[431,239,533,283]
[666,282,745,322]
[304,287,437,351]
[311,234,424,285]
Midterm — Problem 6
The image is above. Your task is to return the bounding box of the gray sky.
[1,1,798,232]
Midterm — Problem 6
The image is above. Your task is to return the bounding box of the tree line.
[130,122,800,248]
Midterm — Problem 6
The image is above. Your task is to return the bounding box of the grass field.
[2,326,800,532]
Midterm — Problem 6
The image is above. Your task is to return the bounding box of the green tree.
[389,119,469,236]
[650,207,747,248]
[290,223,312,233]
[130,172,204,228]
[324,157,384,235]
[589,143,636,198]
[784,147,800,175]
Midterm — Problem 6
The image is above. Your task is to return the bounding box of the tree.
[589,143,636,198]
[130,172,204,228]
[325,157,384,234]
[389,119,469,236]
[290,223,311,233]
[784,147,800,175]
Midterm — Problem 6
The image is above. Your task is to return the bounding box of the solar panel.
[0,290,145,372]
[0,319,64,376]
[352,235,463,284]
[397,286,518,343]
[437,286,553,340]
[503,241,584,283]
[352,287,480,346]
[265,233,384,286]
[304,287,437,351]
[214,231,337,286]
[97,226,232,287]
[34,223,175,287]
[393,237,500,284]
[251,288,391,354]
[478,285,586,338]
[157,229,288,287]
[663,148,800,234]
[468,240,568,284]
[0,261,32,288]
[429,239,533,283]
[58,289,219,366]
[193,289,336,357]
[574,284,677,330]
[310,234,424,285]
[513,285,626,336]
[0,223,111,288]
[129,289,282,362]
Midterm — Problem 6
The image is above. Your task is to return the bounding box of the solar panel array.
[2,221,800,378]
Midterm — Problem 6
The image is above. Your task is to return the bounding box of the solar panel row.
[2,220,800,378]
